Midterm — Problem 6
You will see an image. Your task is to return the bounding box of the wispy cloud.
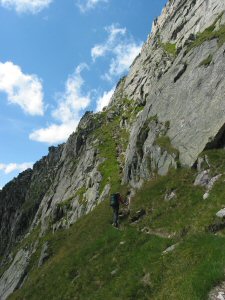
[104,43,142,81]
[91,25,126,61]
[76,0,108,13]
[0,0,52,14]
[95,87,114,112]
[29,63,91,144]
[0,61,44,116]
[91,24,142,81]
[0,162,33,174]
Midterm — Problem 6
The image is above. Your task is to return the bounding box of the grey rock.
[164,191,177,201]
[140,273,151,287]
[203,192,209,200]
[194,170,210,187]
[209,281,225,299]
[196,155,210,172]
[111,269,118,276]
[157,151,177,176]
[163,243,178,255]
[216,208,225,218]
[0,249,31,300]
[123,117,178,187]
[38,242,50,267]
[97,184,111,205]
[106,110,118,121]
[119,1,225,186]
[194,170,221,199]
[207,174,222,191]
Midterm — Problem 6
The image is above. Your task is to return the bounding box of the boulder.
[216,208,225,218]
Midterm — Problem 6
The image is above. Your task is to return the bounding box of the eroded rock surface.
[0,249,31,300]
[117,0,225,186]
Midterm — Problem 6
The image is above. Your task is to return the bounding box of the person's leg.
[113,207,119,227]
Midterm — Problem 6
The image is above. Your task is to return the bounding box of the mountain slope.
[8,150,225,300]
[1,0,225,299]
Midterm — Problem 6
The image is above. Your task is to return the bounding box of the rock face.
[0,145,63,257]
[1,0,225,298]
[119,0,225,186]
[0,169,33,257]
[0,249,31,300]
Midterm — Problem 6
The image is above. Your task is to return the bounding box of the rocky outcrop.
[0,144,64,258]
[117,0,225,186]
[0,169,33,257]
[209,282,225,300]
[0,249,31,300]
[38,242,50,268]
[123,116,179,187]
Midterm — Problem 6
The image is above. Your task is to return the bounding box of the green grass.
[94,107,131,194]
[200,149,225,175]
[187,15,225,52]
[57,196,75,210]
[152,234,225,300]
[75,187,86,205]
[9,201,171,300]
[95,117,121,194]
[8,149,225,300]
[198,54,213,67]
[155,136,179,158]
[130,155,225,236]
[159,42,177,56]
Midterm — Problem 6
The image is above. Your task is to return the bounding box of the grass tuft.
[198,54,213,67]
[187,14,225,52]
[159,42,177,56]
[155,136,179,158]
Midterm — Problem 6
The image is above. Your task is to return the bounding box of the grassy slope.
[9,149,225,300]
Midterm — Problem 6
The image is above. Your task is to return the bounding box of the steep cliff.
[1,0,225,299]
[121,0,225,187]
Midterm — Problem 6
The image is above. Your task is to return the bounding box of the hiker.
[110,192,126,228]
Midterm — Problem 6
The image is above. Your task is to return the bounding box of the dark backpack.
[110,193,119,207]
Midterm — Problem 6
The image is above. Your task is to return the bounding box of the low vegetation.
[159,41,177,56]
[94,116,121,194]
[9,149,225,300]
[155,136,179,158]
[198,54,213,67]
[187,14,225,52]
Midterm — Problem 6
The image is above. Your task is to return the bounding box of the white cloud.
[52,64,90,123]
[76,0,108,13]
[29,122,78,144]
[91,24,126,61]
[91,24,142,81]
[0,162,33,174]
[0,0,52,14]
[91,45,108,62]
[95,87,114,112]
[0,61,44,115]
[105,43,142,80]
[29,63,91,144]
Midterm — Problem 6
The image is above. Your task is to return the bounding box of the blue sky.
[0,0,167,188]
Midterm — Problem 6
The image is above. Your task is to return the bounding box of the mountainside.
[2,0,225,299]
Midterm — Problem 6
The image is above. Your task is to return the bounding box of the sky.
[0,0,167,188]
